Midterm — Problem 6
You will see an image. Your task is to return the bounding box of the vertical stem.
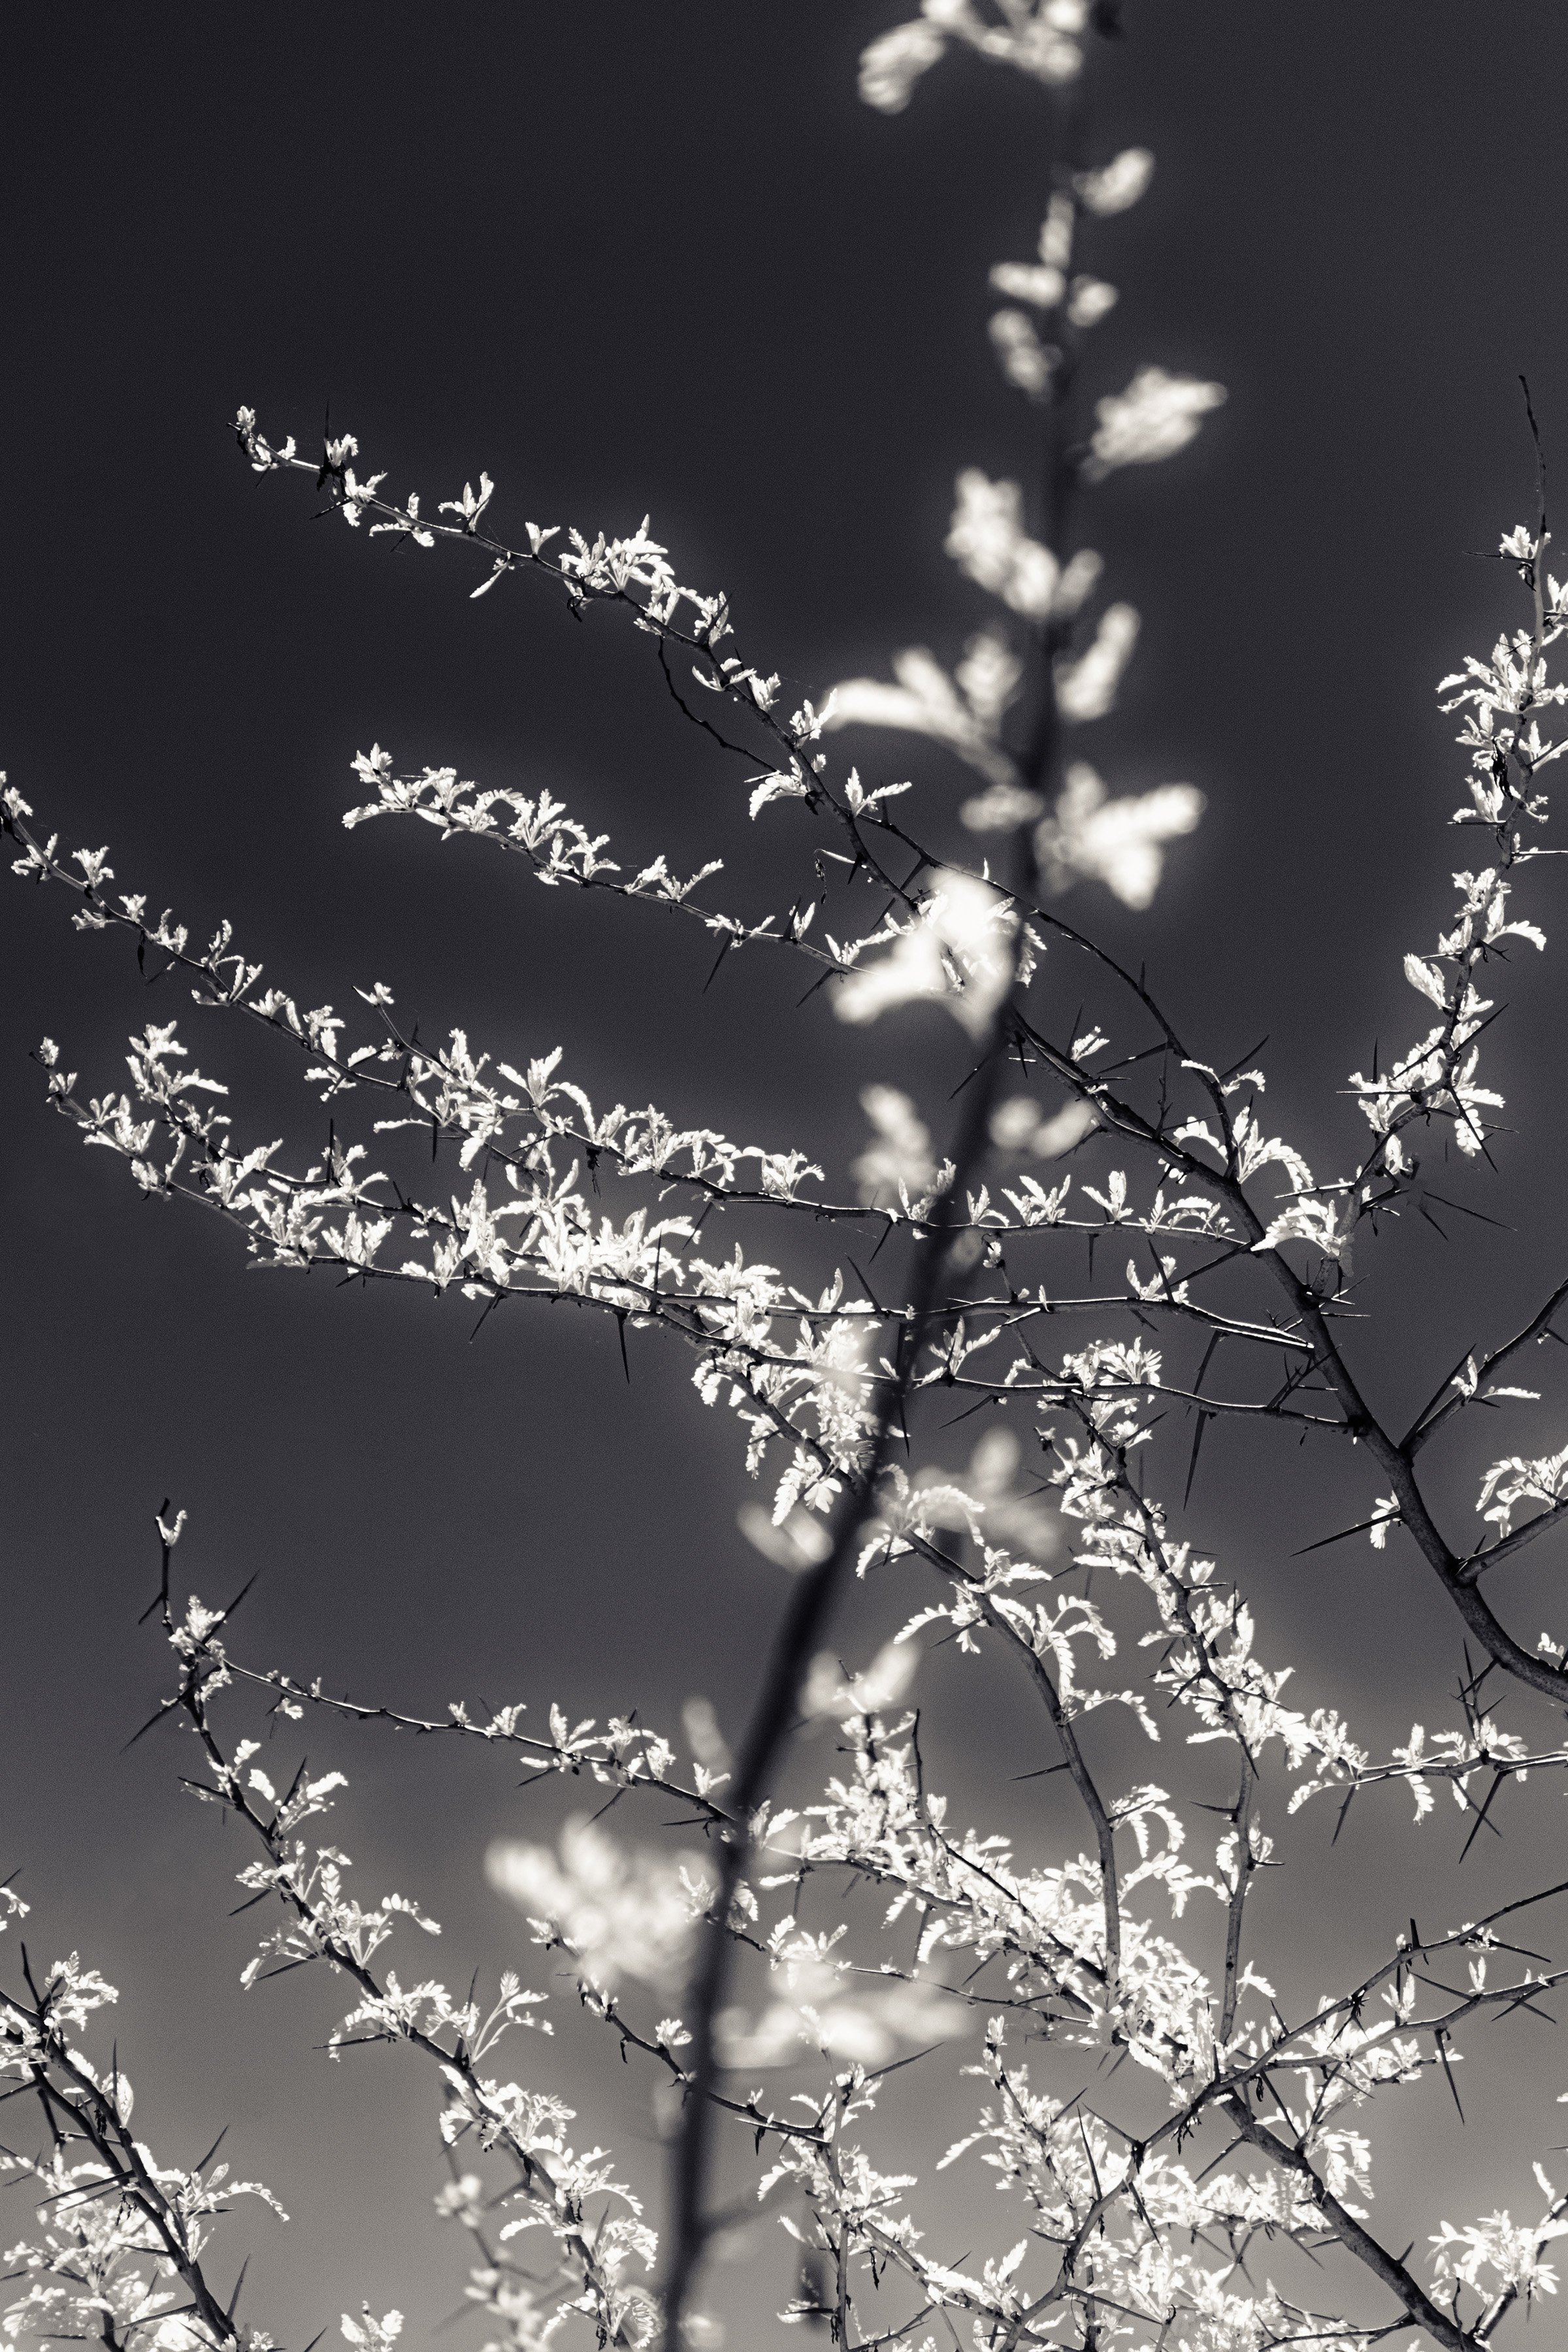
[1218,1756,1258,2044]
[1004,1624,1122,1989]
[661,73,1096,2350]
[661,976,1020,2342]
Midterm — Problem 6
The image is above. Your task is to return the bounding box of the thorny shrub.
[8,8,1568,2351]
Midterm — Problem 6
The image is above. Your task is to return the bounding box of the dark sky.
[8,4,1568,2342]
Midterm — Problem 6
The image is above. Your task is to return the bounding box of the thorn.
[846,1258,885,1317]
[702,941,732,995]
[1219,1036,1269,1086]
[1521,374,1549,534]
[1192,1331,1222,1399]
[1458,1768,1507,1862]
[218,1572,259,1625]
[1183,1409,1212,1511]
[940,1394,1002,1430]
[227,2256,252,2319]
[122,1699,180,1753]
[1421,1188,1511,1233]
[1435,2031,1465,2124]
[1292,1514,1392,1556]
[467,1288,504,1345]
[947,1049,994,1103]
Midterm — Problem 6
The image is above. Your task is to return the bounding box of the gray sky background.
[7,4,1568,2341]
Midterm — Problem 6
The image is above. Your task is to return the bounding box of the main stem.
[658,90,1088,2349]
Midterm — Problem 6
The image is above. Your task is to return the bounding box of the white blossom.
[834,874,1013,1035]
[1034,760,1203,906]
[486,1820,709,1995]
[1075,146,1155,216]
[1083,365,1228,481]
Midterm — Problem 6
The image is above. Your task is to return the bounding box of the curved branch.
[1225,2099,1480,2352]
[1460,1494,1568,1582]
